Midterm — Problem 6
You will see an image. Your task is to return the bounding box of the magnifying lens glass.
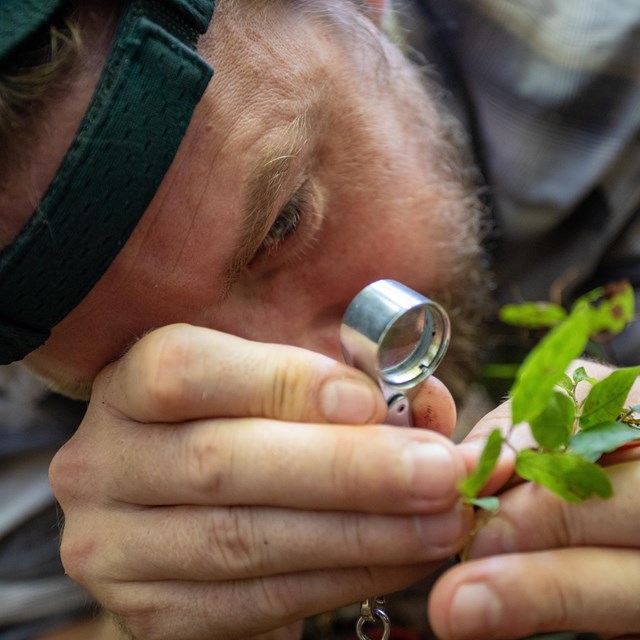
[340,279,451,640]
[340,279,450,426]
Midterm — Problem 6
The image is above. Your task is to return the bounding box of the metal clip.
[356,597,391,640]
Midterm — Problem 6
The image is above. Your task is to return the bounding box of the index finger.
[95,323,388,425]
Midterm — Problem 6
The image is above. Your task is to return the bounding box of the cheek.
[23,274,153,386]
[24,212,234,384]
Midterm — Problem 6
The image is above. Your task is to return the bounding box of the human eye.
[260,187,306,255]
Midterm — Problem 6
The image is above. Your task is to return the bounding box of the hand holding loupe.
[341,279,451,426]
[340,279,451,640]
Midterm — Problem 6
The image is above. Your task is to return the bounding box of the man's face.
[16,1,486,395]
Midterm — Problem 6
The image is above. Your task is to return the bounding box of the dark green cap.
[0,0,65,60]
[0,0,216,364]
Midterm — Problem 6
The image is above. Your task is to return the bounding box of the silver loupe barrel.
[340,279,450,391]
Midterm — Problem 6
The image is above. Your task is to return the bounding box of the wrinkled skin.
[50,325,471,639]
[4,1,640,639]
[49,333,640,640]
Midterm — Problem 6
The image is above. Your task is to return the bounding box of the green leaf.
[557,374,574,394]
[573,286,605,306]
[579,366,640,430]
[529,391,575,451]
[499,302,567,329]
[510,303,590,426]
[458,429,503,499]
[467,496,500,511]
[515,450,612,502]
[569,421,640,462]
[572,366,597,386]
[585,282,635,335]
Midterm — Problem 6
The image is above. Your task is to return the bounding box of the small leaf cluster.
[459,281,640,509]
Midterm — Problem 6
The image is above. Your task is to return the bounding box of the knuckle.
[540,567,574,630]
[341,512,376,562]
[183,429,228,496]
[136,325,201,414]
[58,522,100,590]
[349,512,370,557]
[118,611,156,640]
[553,499,585,547]
[330,435,364,495]
[108,590,163,640]
[257,355,307,420]
[208,508,258,578]
[49,439,91,505]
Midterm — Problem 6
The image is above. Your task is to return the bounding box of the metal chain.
[356,597,391,640]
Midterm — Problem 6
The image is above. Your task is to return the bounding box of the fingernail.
[414,505,468,551]
[450,583,502,639]
[405,443,457,500]
[468,516,518,558]
[320,378,377,424]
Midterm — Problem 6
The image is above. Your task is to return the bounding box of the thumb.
[95,324,387,425]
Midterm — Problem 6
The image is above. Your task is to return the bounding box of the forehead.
[185,1,378,197]
[202,1,380,110]
[195,0,400,203]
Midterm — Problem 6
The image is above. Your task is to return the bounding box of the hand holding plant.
[460,280,639,510]
[426,282,640,640]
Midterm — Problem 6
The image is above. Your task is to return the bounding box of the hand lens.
[340,279,451,425]
[340,280,451,640]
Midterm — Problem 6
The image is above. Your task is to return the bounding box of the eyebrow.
[223,112,311,288]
